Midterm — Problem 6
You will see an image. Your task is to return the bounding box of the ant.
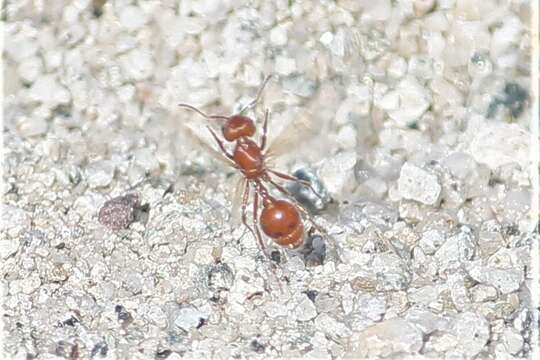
[178,76,324,258]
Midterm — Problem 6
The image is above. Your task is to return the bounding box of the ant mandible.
[178,76,323,257]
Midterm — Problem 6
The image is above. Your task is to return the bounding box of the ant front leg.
[206,126,234,160]
[238,75,273,115]
[240,181,258,244]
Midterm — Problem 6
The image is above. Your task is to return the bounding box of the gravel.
[2,0,536,359]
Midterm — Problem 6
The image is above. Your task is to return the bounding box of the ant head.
[223,115,256,141]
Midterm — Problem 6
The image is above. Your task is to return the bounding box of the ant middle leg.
[252,189,271,258]
[241,181,270,258]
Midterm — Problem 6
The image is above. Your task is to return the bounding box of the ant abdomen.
[260,200,304,249]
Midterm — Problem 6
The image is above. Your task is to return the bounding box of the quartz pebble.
[17,116,48,137]
[469,123,529,171]
[119,48,154,81]
[346,318,423,358]
[86,160,116,189]
[173,306,208,332]
[318,151,357,197]
[294,296,318,322]
[28,75,71,107]
[275,56,297,76]
[119,5,148,31]
[388,77,431,126]
[398,162,441,205]
[501,328,524,355]
[452,312,490,357]
[466,261,524,294]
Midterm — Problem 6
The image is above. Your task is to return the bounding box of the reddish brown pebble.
[98,193,140,231]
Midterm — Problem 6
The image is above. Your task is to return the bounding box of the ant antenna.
[238,75,273,114]
[178,103,229,121]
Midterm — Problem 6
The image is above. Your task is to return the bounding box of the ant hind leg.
[267,169,326,202]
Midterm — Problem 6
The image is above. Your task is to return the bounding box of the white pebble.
[43,50,63,72]
[28,75,71,107]
[119,5,148,32]
[21,275,41,295]
[5,33,38,62]
[2,204,31,238]
[0,238,19,259]
[336,124,357,149]
[387,56,407,79]
[335,97,370,125]
[346,318,423,358]
[489,16,523,59]
[452,312,490,357]
[174,306,207,332]
[295,297,318,322]
[362,0,392,22]
[270,25,288,46]
[181,17,206,35]
[501,328,524,355]
[318,151,357,196]
[469,123,529,171]
[133,148,160,175]
[319,32,334,46]
[17,56,43,83]
[466,260,524,294]
[86,160,115,189]
[387,77,431,126]
[17,116,48,137]
[275,56,297,76]
[375,91,399,111]
[398,162,441,205]
[425,31,446,59]
[119,48,154,81]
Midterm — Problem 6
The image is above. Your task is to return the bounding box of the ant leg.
[241,181,269,258]
[240,181,257,242]
[238,75,273,114]
[267,169,325,201]
[254,184,286,293]
[178,103,229,121]
[260,109,270,151]
[206,126,234,160]
[252,188,271,258]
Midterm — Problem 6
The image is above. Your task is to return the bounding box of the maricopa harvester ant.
[178,76,325,258]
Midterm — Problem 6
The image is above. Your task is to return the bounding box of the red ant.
[178,76,324,258]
